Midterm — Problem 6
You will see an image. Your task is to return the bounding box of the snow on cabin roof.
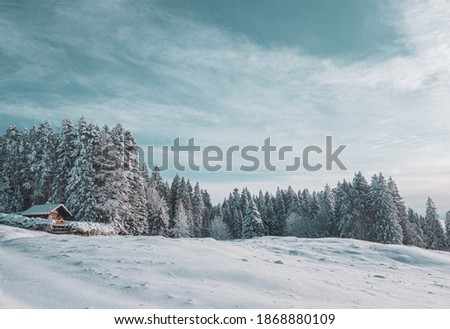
[21,204,73,217]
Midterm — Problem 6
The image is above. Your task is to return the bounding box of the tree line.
[0,118,449,251]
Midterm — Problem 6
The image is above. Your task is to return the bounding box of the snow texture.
[0,213,54,231]
[1,224,449,309]
[0,213,115,236]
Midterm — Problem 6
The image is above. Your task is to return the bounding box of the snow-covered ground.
[1,224,449,309]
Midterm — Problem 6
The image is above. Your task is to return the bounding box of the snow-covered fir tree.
[19,128,34,209]
[32,121,56,204]
[146,180,170,236]
[209,206,230,240]
[445,211,450,251]
[406,208,426,248]
[191,182,205,238]
[315,184,337,237]
[201,189,214,237]
[340,172,371,240]
[2,126,23,212]
[121,130,149,235]
[66,119,102,223]
[272,187,287,235]
[169,175,190,238]
[242,190,265,239]
[52,118,77,204]
[387,177,413,245]
[150,165,169,200]
[423,197,447,250]
[368,173,403,244]
[224,188,243,239]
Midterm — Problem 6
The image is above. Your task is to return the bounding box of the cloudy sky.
[1,0,449,213]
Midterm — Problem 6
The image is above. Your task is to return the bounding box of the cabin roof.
[21,204,73,217]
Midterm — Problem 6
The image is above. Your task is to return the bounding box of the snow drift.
[0,213,115,236]
[1,224,449,308]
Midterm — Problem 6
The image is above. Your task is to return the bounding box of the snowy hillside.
[1,224,449,309]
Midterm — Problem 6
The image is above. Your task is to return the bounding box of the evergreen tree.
[191,182,205,237]
[52,118,77,204]
[150,166,167,199]
[201,189,214,237]
[18,128,34,209]
[285,186,299,214]
[227,188,243,239]
[209,206,230,240]
[445,211,450,251]
[272,187,287,235]
[316,184,337,237]
[368,173,403,244]
[242,190,265,239]
[406,208,426,248]
[170,174,181,221]
[146,181,170,236]
[122,130,149,235]
[424,197,447,250]
[2,126,23,212]
[0,136,5,210]
[170,201,189,238]
[66,120,102,223]
[182,178,194,232]
[169,175,191,238]
[263,192,277,235]
[340,172,371,240]
[387,177,412,245]
[32,121,55,204]
[95,124,127,227]
[336,180,353,239]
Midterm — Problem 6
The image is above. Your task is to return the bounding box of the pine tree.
[32,121,56,204]
[170,201,190,238]
[2,126,24,212]
[95,124,128,227]
[263,192,277,235]
[183,178,194,232]
[170,174,181,221]
[316,184,337,237]
[285,186,299,214]
[445,211,450,251]
[0,135,5,210]
[150,166,167,199]
[424,198,447,250]
[387,177,412,245]
[121,130,149,235]
[368,173,403,244]
[242,190,265,239]
[272,187,286,235]
[227,188,243,239]
[201,189,214,237]
[221,198,232,236]
[66,119,102,223]
[336,180,353,239]
[339,172,371,240]
[191,182,205,237]
[146,181,170,236]
[169,175,191,238]
[406,208,426,248]
[52,118,77,204]
[18,128,34,209]
[209,206,230,240]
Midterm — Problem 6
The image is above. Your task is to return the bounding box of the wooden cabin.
[21,204,73,225]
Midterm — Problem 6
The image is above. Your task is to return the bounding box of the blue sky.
[1,0,449,214]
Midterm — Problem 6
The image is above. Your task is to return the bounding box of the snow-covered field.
[1,224,449,309]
